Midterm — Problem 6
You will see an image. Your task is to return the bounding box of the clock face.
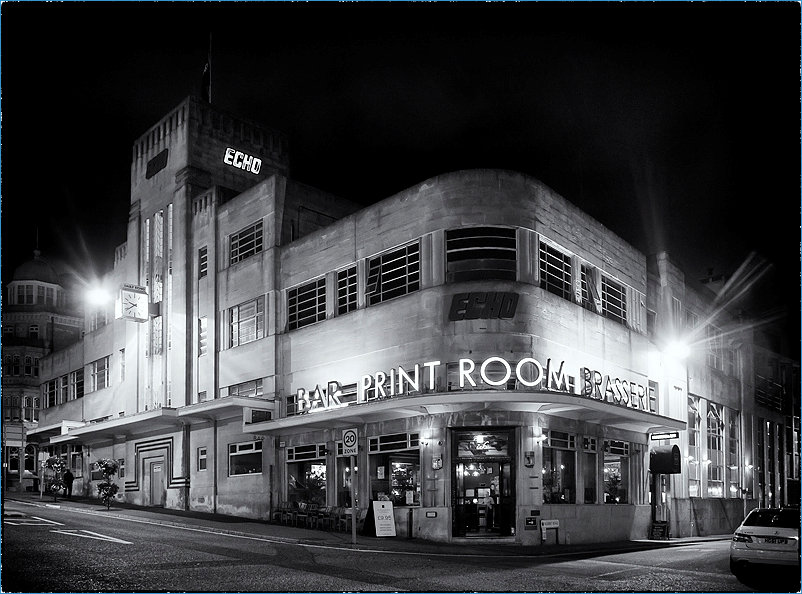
[121,289,148,321]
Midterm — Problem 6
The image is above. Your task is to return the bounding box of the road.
[1,499,797,592]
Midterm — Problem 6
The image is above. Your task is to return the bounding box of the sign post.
[342,428,358,545]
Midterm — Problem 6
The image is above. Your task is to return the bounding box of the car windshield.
[743,509,800,529]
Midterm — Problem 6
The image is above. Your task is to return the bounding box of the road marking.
[3,516,65,527]
[51,529,132,544]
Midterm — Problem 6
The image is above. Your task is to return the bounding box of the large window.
[539,241,572,300]
[688,395,701,496]
[230,221,263,265]
[446,227,516,282]
[288,278,326,331]
[228,440,262,476]
[229,296,265,347]
[89,357,109,392]
[366,242,420,306]
[603,440,630,504]
[69,369,84,400]
[707,402,724,497]
[601,276,627,325]
[543,431,576,504]
[337,265,357,315]
[287,444,327,505]
[365,432,421,507]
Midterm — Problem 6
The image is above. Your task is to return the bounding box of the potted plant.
[94,458,120,509]
[42,456,65,502]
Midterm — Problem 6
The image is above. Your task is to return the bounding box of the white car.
[730,508,800,576]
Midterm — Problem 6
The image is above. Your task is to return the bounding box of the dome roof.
[12,250,61,285]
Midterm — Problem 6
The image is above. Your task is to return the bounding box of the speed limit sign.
[342,428,358,456]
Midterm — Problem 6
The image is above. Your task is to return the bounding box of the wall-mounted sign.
[650,431,680,441]
[223,147,262,174]
[448,292,519,321]
[342,428,358,456]
[292,355,655,416]
[540,519,560,529]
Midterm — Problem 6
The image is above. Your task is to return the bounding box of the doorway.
[452,428,515,537]
[144,458,165,507]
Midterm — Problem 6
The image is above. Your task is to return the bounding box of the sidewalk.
[3,490,732,558]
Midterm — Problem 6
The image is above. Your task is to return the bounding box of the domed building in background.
[2,249,83,492]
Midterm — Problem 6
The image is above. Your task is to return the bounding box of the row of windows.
[2,395,40,422]
[42,359,110,408]
[2,355,40,377]
[6,284,66,307]
[687,395,741,498]
[3,324,41,339]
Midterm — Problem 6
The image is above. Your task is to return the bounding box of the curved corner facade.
[27,98,799,547]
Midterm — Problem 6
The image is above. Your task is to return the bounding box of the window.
[685,310,698,330]
[198,447,208,471]
[197,391,208,403]
[543,431,576,504]
[1,355,10,375]
[228,440,263,476]
[12,356,20,376]
[198,317,208,356]
[198,246,208,279]
[370,451,420,506]
[230,221,263,265]
[580,264,600,312]
[70,446,83,477]
[445,227,516,282]
[601,276,627,325]
[89,307,108,332]
[37,286,45,303]
[707,402,724,497]
[583,437,598,503]
[46,287,55,306]
[229,296,265,347]
[45,380,57,408]
[539,241,572,300]
[288,278,326,331]
[25,285,34,304]
[688,395,701,496]
[118,458,125,479]
[3,325,13,338]
[366,242,420,306]
[603,440,630,504]
[706,325,723,370]
[222,378,264,398]
[337,266,358,315]
[152,317,163,356]
[89,357,110,392]
[672,297,682,331]
[725,349,736,376]
[119,349,125,382]
[289,460,327,506]
[29,325,39,339]
[60,375,68,403]
[69,369,84,400]
[24,356,32,376]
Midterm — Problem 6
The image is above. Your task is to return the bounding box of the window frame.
[229,295,265,348]
[365,241,420,306]
[288,277,326,331]
[228,440,263,477]
[539,240,572,300]
[230,221,264,265]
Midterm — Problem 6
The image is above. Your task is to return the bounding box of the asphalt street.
[2,495,798,592]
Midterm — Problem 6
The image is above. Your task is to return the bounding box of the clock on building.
[120,285,149,322]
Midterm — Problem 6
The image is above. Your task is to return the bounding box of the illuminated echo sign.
[223,147,262,174]
[293,355,656,416]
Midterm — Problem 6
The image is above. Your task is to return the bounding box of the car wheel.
[729,558,745,577]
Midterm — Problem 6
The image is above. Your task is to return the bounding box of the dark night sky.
[1,2,800,351]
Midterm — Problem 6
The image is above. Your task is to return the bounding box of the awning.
[34,397,274,446]
[245,390,686,436]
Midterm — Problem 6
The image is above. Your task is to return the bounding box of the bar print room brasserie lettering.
[292,356,655,415]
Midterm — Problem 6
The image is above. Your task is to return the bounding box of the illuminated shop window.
[445,226,516,283]
[228,440,262,476]
[229,295,265,347]
[366,242,420,306]
[288,278,326,331]
[688,395,701,496]
[337,265,357,315]
[727,409,740,497]
[371,452,420,507]
[230,221,263,265]
[603,440,630,504]
[543,431,576,504]
[539,241,572,300]
[601,276,627,326]
[707,402,724,497]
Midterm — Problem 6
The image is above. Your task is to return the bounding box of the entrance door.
[452,429,515,537]
[149,460,164,507]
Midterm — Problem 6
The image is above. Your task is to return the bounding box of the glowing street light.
[664,339,690,360]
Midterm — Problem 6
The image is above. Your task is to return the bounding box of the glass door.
[452,429,515,537]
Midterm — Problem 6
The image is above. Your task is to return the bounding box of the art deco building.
[29,96,799,544]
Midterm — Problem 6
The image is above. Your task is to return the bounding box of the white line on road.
[51,529,132,544]
[3,516,65,527]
